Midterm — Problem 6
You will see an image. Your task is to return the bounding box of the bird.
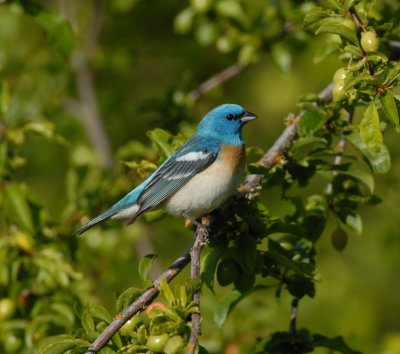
[75,104,256,235]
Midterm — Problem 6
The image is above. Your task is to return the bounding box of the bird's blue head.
[196,104,257,145]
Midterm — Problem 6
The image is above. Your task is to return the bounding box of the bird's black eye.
[226,113,234,121]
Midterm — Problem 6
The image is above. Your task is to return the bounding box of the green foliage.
[1,0,400,353]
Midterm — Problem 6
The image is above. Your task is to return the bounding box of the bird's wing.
[128,135,220,223]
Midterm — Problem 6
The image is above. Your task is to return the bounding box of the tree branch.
[325,110,353,195]
[187,218,210,354]
[289,298,299,335]
[187,63,245,102]
[84,243,193,353]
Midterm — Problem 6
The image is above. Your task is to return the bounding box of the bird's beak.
[240,111,257,124]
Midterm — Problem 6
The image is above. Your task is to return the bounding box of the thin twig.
[325,110,353,195]
[289,298,299,335]
[63,0,114,169]
[84,243,193,353]
[187,218,210,354]
[187,64,245,102]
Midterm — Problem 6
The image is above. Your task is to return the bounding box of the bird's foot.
[182,212,211,242]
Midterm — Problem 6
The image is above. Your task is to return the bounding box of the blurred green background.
[1,0,400,353]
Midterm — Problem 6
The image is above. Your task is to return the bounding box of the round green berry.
[332,80,346,102]
[361,31,379,52]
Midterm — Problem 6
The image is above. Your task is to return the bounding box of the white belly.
[165,158,243,218]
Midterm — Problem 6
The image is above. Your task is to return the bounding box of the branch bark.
[289,298,299,335]
[187,218,210,354]
[187,64,244,102]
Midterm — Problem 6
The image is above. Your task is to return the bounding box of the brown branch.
[289,298,299,335]
[187,63,245,102]
[325,110,353,195]
[84,243,193,353]
[187,218,210,354]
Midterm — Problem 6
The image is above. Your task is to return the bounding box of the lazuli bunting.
[76,104,256,235]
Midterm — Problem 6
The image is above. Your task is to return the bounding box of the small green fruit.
[331,227,348,251]
[164,335,184,354]
[190,0,213,13]
[333,68,348,83]
[0,298,16,320]
[217,259,240,287]
[234,272,255,293]
[361,31,379,52]
[3,333,22,353]
[146,333,170,353]
[332,80,346,102]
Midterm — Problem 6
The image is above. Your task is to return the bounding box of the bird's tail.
[75,209,115,236]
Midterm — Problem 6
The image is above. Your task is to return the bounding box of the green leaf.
[34,11,74,59]
[50,303,75,327]
[287,275,315,299]
[215,1,244,19]
[201,247,225,293]
[42,339,91,354]
[112,332,123,348]
[269,239,315,275]
[98,348,117,354]
[367,51,388,63]
[317,21,359,45]
[343,44,363,59]
[89,305,112,324]
[139,254,159,282]
[270,44,291,74]
[147,128,175,157]
[4,183,34,233]
[313,43,338,64]
[346,133,390,173]
[116,287,143,312]
[380,90,399,128]
[1,80,10,118]
[313,334,362,354]
[214,290,243,328]
[81,310,95,334]
[339,169,374,194]
[338,210,363,235]
[158,278,175,304]
[359,102,383,152]
[304,7,333,31]
[298,110,328,136]
[234,235,257,274]
[174,7,194,34]
[291,136,328,151]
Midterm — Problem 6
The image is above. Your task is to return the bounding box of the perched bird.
[76,104,256,235]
